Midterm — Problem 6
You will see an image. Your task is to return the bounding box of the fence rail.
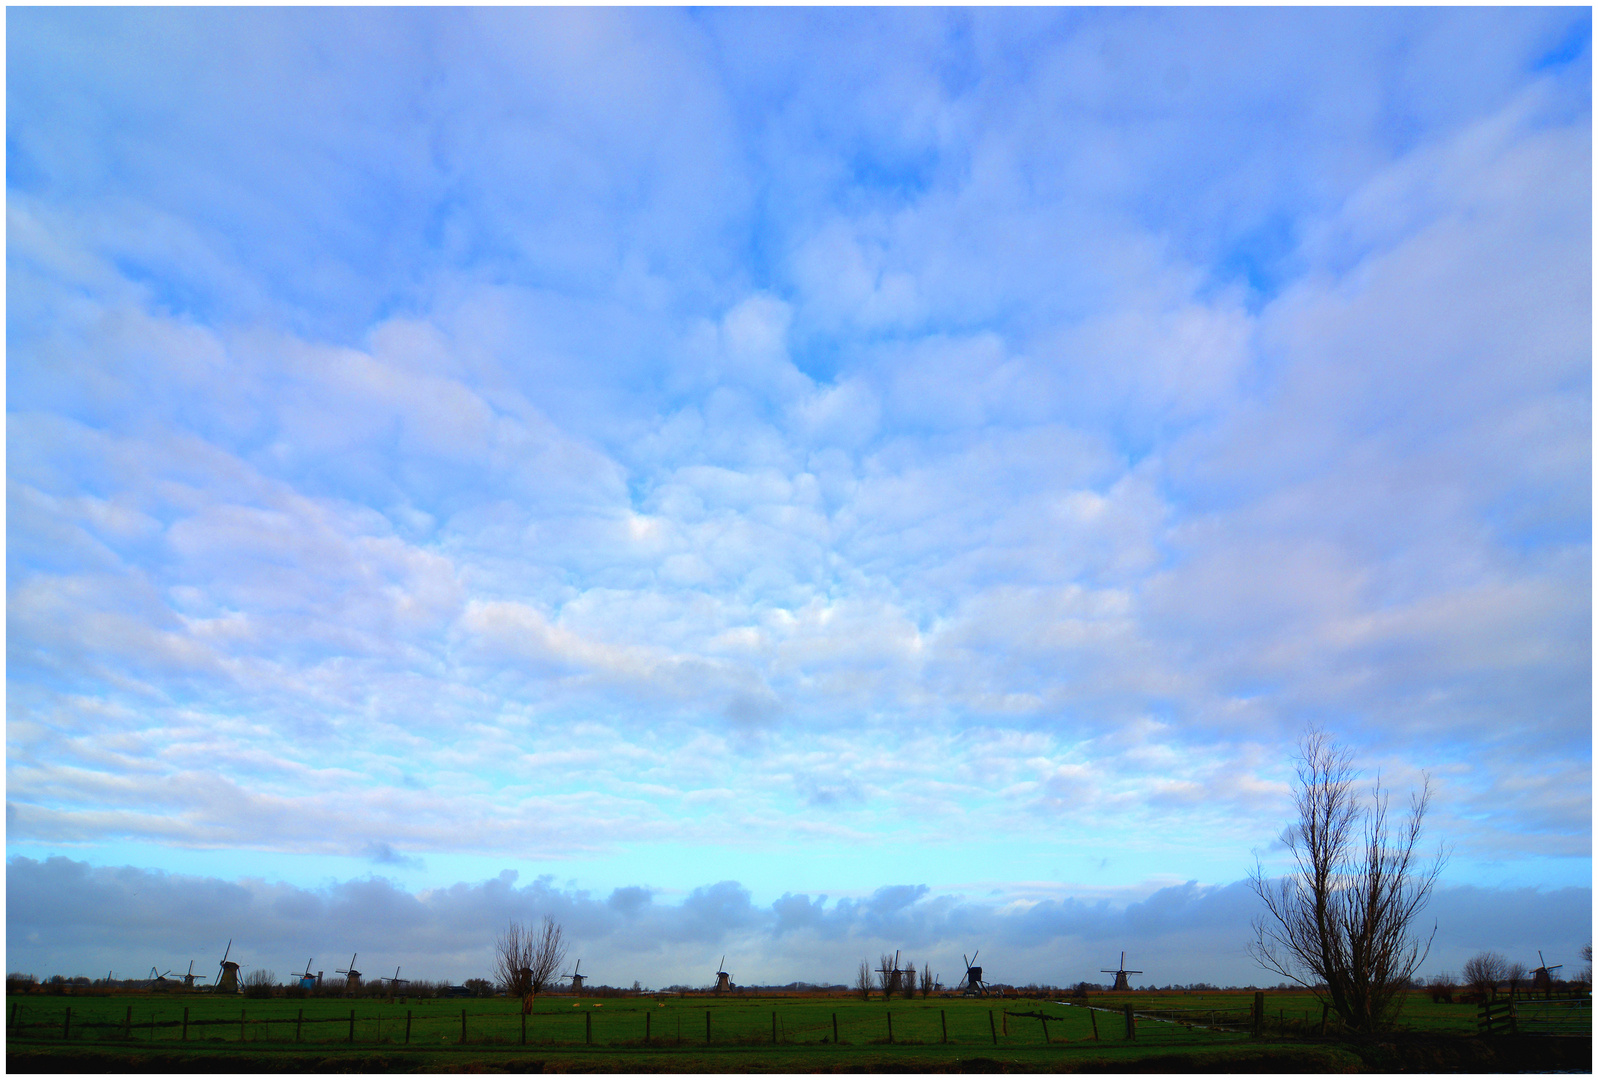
[1479,997,1591,1037]
[15,993,1585,1052]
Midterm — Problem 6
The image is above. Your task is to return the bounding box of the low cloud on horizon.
[7,856,1588,991]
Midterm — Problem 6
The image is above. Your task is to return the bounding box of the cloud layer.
[9,857,1589,990]
[7,8,1590,944]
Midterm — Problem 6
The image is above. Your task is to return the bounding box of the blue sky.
[7,8,1591,988]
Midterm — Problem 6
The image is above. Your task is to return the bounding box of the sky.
[6,7,1591,990]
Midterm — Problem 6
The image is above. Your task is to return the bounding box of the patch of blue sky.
[1207,214,1303,312]
[1531,11,1592,73]
[3,833,1238,914]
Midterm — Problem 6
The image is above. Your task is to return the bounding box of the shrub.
[242,969,278,998]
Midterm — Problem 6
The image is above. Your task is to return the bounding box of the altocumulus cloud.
[6,6,1590,959]
[7,858,1588,989]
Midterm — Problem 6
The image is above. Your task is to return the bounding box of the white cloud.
[6,8,1587,911]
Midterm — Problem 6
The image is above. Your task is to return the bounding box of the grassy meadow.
[11,986,1564,1071]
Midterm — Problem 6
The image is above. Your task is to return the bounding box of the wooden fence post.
[1090,1008,1099,1041]
[833,1012,839,1044]
[1123,1004,1135,1040]
[887,1011,893,1043]
[646,1010,651,1042]
[1040,1016,1049,1043]
[1319,1002,1329,1036]
[460,1008,466,1044]
[940,1009,947,1043]
[123,1004,132,1039]
[772,1010,777,1044]
[62,1007,71,1040]
[297,1008,303,1043]
[404,1010,410,1044]
[182,1006,189,1042]
[706,1010,711,1043]
[988,1010,997,1044]
[521,1010,527,1045]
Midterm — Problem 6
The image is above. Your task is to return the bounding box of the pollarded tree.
[1249,729,1446,1035]
[495,916,567,1002]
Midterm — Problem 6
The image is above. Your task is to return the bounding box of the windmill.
[148,966,175,990]
[181,961,209,989]
[337,953,362,994]
[215,940,241,993]
[291,958,321,991]
[381,966,409,993]
[957,951,987,996]
[1101,952,1142,992]
[1531,951,1564,997]
[561,959,586,994]
[876,951,910,995]
[714,956,733,994]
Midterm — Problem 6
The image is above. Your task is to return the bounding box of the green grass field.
[5,989,1584,1072]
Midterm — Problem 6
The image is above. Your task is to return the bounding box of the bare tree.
[1463,951,1511,1001]
[1580,943,1592,990]
[901,961,917,998]
[495,916,567,1007]
[855,959,873,1000]
[496,919,532,997]
[922,962,934,998]
[1249,729,1446,1035]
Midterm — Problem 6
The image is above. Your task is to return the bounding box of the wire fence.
[12,993,1585,1050]
[7,999,1244,1049]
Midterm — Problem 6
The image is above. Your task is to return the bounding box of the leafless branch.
[1249,728,1447,1034]
[494,915,567,1000]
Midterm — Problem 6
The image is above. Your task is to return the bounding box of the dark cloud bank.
[8,857,1588,988]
